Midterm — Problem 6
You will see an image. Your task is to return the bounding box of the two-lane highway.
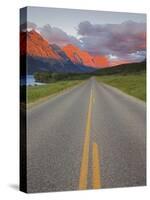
[27,78,146,193]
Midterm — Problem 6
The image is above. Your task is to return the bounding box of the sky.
[21,6,146,66]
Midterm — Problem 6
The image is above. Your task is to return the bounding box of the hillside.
[63,44,109,68]
[20,30,146,75]
[20,30,62,60]
[94,60,146,75]
[20,30,95,74]
[95,60,146,101]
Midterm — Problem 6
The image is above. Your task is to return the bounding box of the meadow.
[27,80,83,104]
[96,73,146,101]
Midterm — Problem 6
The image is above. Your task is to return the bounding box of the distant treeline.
[93,60,146,76]
[34,72,91,83]
[34,61,146,83]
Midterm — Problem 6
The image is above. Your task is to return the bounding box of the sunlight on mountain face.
[20,7,146,72]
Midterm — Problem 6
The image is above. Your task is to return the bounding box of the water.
[21,75,45,86]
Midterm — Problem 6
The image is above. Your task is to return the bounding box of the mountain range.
[20,30,111,74]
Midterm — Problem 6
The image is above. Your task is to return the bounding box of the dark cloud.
[39,24,81,47]
[77,20,146,62]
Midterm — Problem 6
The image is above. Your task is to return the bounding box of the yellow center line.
[92,142,101,189]
[79,88,93,190]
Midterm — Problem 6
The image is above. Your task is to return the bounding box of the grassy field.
[27,80,83,104]
[96,73,146,101]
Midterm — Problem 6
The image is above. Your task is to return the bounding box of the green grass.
[27,80,83,104]
[96,73,146,101]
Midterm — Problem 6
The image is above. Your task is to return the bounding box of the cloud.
[108,50,146,66]
[20,21,81,47]
[20,22,37,32]
[39,24,81,47]
[21,20,146,65]
[77,20,146,63]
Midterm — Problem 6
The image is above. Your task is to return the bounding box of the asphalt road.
[27,78,146,193]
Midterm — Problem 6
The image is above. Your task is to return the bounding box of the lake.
[21,75,45,86]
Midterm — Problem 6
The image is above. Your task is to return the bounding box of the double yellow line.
[79,88,101,190]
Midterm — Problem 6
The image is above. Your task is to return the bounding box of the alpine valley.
[20,30,110,74]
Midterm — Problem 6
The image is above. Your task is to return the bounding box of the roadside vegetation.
[26,72,91,104]
[27,80,83,104]
[95,61,146,101]
[26,60,146,104]
[96,72,146,101]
